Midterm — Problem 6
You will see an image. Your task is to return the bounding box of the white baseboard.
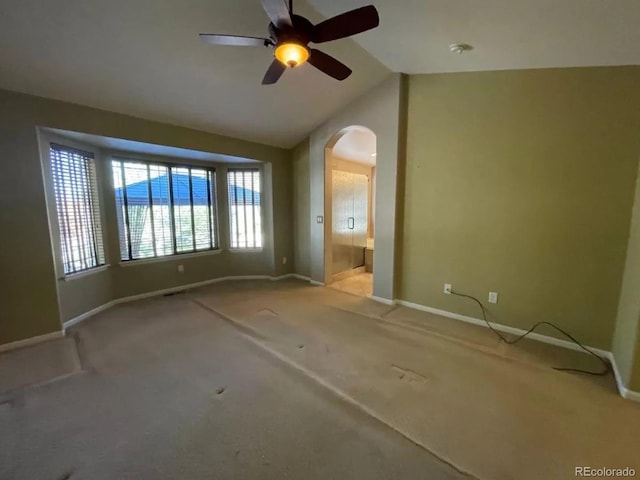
[62,301,117,330]
[111,275,270,306]
[0,331,64,353]
[271,273,310,281]
[371,296,396,306]
[608,354,640,402]
[396,299,611,357]
[395,299,640,402]
[12,279,640,403]
[309,280,326,286]
[609,353,627,397]
[624,388,640,402]
[62,274,301,331]
[290,273,311,282]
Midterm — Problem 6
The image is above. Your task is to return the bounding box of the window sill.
[62,264,110,281]
[119,249,223,267]
[228,248,264,254]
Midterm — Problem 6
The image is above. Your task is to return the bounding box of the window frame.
[226,167,264,251]
[111,156,220,263]
[39,134,108,280]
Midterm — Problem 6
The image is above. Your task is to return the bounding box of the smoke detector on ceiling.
[449,43,473,54]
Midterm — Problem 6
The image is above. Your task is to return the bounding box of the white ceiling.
[1,1,638,150]
[332,127,376,165]
[308,0,640,74]
[0,0,389,148]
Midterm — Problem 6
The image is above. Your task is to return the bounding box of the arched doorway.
[324,126,376,297]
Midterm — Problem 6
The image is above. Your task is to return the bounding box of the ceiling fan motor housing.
[269,15,313,45]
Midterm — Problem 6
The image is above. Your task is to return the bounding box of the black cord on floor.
[450,290,610,376]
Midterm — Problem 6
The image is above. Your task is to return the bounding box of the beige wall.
[0,88,292,345]
[6,66,640,393]
[633,337,640,390]
[308,74,403,299]
[401,66,640,350]
[292,139,311,278]
[0,117,60,343]
[614,159,640,390]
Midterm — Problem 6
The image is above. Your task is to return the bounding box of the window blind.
[227,168,262,249]
[49,143,105,275]
[112,159,218,261]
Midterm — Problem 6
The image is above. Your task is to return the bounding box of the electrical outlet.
[488,292,498,304]
[316,216,324,224]
[178,264,184,273]
[282,257,287,265]
[444,283,452,294]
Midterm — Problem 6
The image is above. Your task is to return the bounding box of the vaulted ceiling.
[0,0,390,148]
[1,0,638,149]
[308,0,640,74]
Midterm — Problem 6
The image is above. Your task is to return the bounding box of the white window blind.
[112,159,218,261]
[227,168,262,249]
[49,143,105,275]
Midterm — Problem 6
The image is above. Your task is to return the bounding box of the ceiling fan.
[199,0,379,85]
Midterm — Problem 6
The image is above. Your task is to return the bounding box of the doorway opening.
[324,126,376,298]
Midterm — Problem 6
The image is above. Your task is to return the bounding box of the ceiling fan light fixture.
[275,42,310,68]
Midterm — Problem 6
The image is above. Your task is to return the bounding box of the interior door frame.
[309,75,404,301]
[323,145,335,284]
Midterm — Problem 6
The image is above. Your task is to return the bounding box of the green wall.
[0,110,59,343]
[5,66,640,393]
[0,88,292,346]
[307,74,403,299]
[401,66,640,350]
[292,138,311,278]
[633,336,640,390]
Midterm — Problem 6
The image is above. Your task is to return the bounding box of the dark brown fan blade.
[308,49,352,81]
[262,59,287,85]
[312,5,379,43]
[199,34,269,47]
[261,0,292,28]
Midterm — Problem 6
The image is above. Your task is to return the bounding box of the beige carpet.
[0,290,466,480]
[2,278,639,479]
[0,337,80,395]
[188,279,640,480]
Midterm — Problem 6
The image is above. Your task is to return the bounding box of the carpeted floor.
[2,278,640,479]
[0,285,466,480]
[0,336,80,394]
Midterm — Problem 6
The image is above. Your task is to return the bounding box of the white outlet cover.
[488,292,498,304]
[444,283,452,294]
